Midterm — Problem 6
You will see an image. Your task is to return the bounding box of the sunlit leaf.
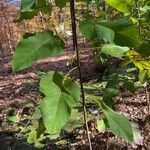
[101,44,130,58]
[126,50,150,71]
[105,0,132,12]
[97,119,106,133]
[12,31,64,72]
[27,130,37,144]
[139,70,148,84]
[39,71,80,134]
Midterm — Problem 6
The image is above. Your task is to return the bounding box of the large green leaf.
[98,19,141,48]
[97,18,132,30]
[100,101,133,142]
[105,0,132,12]
[39,71,80,134]
[12,31,64,72]
[101,44,130,58]
[114,26,141,48]
[79,18,141,47]
[79,19,114,43]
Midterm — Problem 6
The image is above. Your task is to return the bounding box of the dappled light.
[0,0,150,149]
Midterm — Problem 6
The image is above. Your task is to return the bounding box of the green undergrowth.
[0,81,107,149]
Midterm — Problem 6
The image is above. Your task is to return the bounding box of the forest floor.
[0,43,150,150]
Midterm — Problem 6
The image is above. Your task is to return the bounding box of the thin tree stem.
[146,83,150,115]
[69,1,92,150]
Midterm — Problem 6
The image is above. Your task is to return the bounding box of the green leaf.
[12,31,64,72]
[103,87,119,107]
[79,20,97,40]
[139,70,148,84]
[97,18,132,30]
[79,19,114,43]
[63,79,80,103]
[114,26,141,48]
[7,115,18,123]
[32,107,42,120]
[17,0,51,21]
[63,109,84,132]
[100,101,133,142]
[34,140,45,148]
[27,130,37,144]
[97,119,106,132]
[36,119,46,138]
[39,71,80,134]
[139,41,150,57]
[101,44,130,58]
[105,0,132,12]
[106,73,119,88]
[125,81,136,93]
[21,0,36,12]
[95,24,115,43]
[80,18,141,47]
[99,18,141,47]
[55,0,67,8]
[125,50,150,71]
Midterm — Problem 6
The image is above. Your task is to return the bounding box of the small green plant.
[12,0,150,148]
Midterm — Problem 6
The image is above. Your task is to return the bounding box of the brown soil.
[0,44,150,150]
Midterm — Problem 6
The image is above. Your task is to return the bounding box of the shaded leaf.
[80,18,141,47]
[100,101,133,142]
[125,81,136,93]
[139,41,150,57]
[103,87,119,107]
[114,26,141,48]
[17,0,51,21]
[79,19,114,43]
[55,0,67,8]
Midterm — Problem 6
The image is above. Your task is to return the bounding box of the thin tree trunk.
[70,1,92,149]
